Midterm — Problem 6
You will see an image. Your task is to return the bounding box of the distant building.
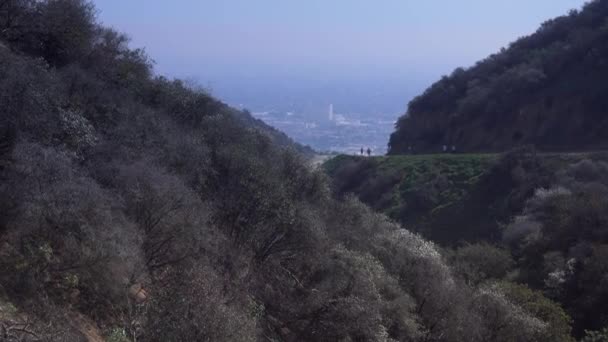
[329,104,334,121]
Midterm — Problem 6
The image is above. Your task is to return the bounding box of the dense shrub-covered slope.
[325,149,608,337]
[0,1,574,341]
[389,0,608,154]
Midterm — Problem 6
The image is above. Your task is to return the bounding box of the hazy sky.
[92,0,587,113]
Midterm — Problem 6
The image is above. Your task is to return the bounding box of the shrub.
[143,262,259,342]
[0,143,142,313]
[497,282,574,342]
[451,243,515,285]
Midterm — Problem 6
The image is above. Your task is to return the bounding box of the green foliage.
[325,153,503,242]
[326,154,493,211]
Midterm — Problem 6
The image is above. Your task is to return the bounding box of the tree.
[497,282,574,342]
[451,243,514,286]
[473,284,547,342]
[35,0,96,66]
[143,262,259,342]
[111,161,208,274]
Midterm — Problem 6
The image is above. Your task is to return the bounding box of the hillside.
[389,0,608,154]
[325,149,608,336]
[0,1,581,341]
[324,153,496,242]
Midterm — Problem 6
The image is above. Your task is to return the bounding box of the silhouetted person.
[361,147,364,155]
[366,148,371,157]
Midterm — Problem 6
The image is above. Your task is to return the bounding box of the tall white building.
[329,104,334,121]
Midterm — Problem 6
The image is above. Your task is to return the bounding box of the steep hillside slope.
[325,149,608,336]
[389,0,608,154]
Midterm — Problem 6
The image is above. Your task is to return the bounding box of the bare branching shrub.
[112,160,210,275]
[144,262,259,342]
[325,196,397,252]
[0,143,142,311]
[298,246,420,341]
[372,229,483,342]
[160,129,211,188]
[474,284,547,342]
[498,282,574,342]
[451,243,514,286]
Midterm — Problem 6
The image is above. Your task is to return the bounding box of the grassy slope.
[325,153,496,214]
[375,154,495,211]
[324,152,605,245]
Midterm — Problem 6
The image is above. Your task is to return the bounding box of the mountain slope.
[0,1,573,341]
[389,0,608,154]
[324,149,608,336]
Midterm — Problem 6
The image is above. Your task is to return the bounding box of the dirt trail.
[69,312,105,342]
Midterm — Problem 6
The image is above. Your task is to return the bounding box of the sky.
[92,0,587,114]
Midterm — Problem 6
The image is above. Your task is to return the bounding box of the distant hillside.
[232,109,315,155]
[389,0,608,154]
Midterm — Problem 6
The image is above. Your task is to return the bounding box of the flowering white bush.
[58,108,98,155]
